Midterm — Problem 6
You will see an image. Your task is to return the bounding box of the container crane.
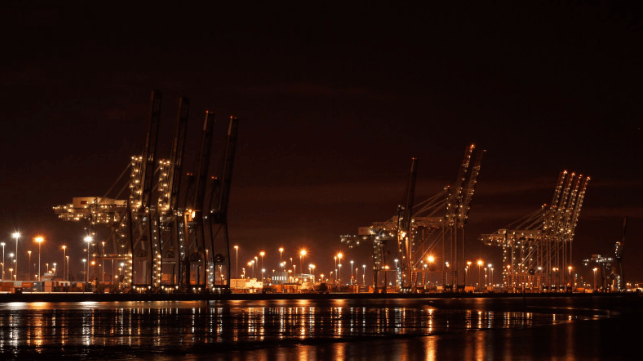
[341,144,485,293]
[53,92,240,293]
[480,171,589,291]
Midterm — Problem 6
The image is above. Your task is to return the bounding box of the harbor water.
[0,296,640,360]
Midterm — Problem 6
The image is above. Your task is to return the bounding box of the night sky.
[1,3,641,284]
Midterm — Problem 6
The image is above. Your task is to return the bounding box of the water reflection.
[0,298,612,359]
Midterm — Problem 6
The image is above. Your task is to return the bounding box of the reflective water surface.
[0,297,639,360]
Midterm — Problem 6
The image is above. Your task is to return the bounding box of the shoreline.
[0,291,639,303]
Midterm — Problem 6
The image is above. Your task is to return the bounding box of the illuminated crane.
[480,171,589,291]
[341,144,485,292]
[54,92,239,293]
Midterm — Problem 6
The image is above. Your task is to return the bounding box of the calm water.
[0,296,639,360]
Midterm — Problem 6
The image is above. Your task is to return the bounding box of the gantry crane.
[480,171,589,291]
[340,144,485,292]
[53,91,239,293]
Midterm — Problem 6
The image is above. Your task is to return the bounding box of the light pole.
[9,268,13,281]
[260,251,265,273]
[477,260,483,289]
[254,256,258,278]
[593,267,598,291]
[350,260,354,285]
[279,247,284,263]
[84,236,93,283]
[62,246,67,281]
[299,250,306,277]
[362,264,366,285]
[66,256,70,281]
[428,255,434,286]
[234,245,239,279]
[35,237,44,282]
[102,241,105,282]
[1,242,4,281]
[488,263,493,287]
[466,261,472,286]
[82,259,87,286]
[12,232,20,280]
[337,253,343,284]
[490,266,494,286]
[310,264,315,282]
[28,250,32,281]
[355,266,359,286]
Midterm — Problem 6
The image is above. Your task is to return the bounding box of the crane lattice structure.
[53,91,239,293]
[479,171,589,291]
[340,144,485,292]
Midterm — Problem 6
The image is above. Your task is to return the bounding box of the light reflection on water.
[0,298,612,359]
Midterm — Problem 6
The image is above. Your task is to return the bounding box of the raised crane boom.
[445,144,475,227]
[139,90,162,211]
[211,116,240,222]
[167,97,190,212]
[458,149,485,227]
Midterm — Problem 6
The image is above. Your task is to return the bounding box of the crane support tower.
[479,171,589,292]
[53,91,240,294]
[340,144,485,293]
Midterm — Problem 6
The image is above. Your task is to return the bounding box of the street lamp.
[234,245,239,279]
[35,237,44,282]
[337,253,343,283]
[362,264,366,285]
[12,232,20,280]
[428,255,435,286]
[350,260,354,285]
[260,251,265,271]
[299,250,306,277]
[279,247,284,263]
[593,267,598,291]
[27,250,32,281]
[84,236,93,282]
[9,268,13,281]
[82,259,87,287]
[62,246,67,281]
[1,242,4,281]
[488,264,493,286]
[477,260,483,289]
[309,264,315,282]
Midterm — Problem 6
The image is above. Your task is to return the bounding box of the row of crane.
[54,91,238,292]
[340,147,608,293]
[341,144,485,292]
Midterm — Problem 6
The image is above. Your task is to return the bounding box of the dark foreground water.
[0,296,640,360]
